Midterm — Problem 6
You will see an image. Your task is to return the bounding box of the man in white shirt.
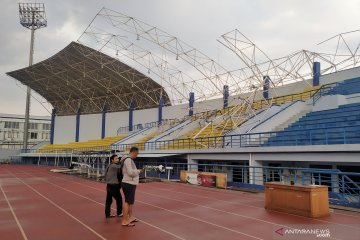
[121,146,142,226]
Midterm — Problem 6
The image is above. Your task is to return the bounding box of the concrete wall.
[229,105,283,135]
[78,114,102,141]
[251,101,308,133]
[0,149,20,160]
[185,150,360,164]
[105,111,128,137]
[54,115,76,144]
[133,108,158,125]
[312,95,348,112]
[320,66,360,85]
[345,93,360,104]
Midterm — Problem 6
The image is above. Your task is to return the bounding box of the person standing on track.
[121,146,142,227]
[104,154,123,219]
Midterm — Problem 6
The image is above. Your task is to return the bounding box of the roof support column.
[75,107,81,142]
[223,85,229,108]
[313,62,321,86]
[101,104,107,139]
[158,97,164,125]
[263,76,270,100]
[50,109,56,144]
[189,92,195,116]
[129,101,135,132]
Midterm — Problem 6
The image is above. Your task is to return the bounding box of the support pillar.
[50,109,56,144]
[263,76,270,99]
[189,92,195,116]
[158,97,164,125]
[223,85,229,108]
[75,107,81,142]
[313,61,321,86]
[129,101,135,132]
[101,104,107,139]
[249,153,264,185]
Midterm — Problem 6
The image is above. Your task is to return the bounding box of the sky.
[0,0,359,116]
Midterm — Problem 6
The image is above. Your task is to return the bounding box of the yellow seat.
[38,135,127,153]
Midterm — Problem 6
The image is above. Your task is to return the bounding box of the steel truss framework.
[7,6,360,139]
[7,42,171,115]
[194,29,360,140]
[218,29,360,91]
[78,7,251,106]
[78,8,360,141]
[77,7,259,139]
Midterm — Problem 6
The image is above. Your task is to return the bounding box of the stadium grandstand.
[6,8,360,209]
[2,6,360,239]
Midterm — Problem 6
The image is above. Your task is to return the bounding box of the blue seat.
[263,99,360,146]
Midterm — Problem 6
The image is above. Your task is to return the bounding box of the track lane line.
[18,167,360,231]
[0,183,29,240]
[12,169,186,240]
[147,182,360,227]
[21,169,263,240]
[6,170,107,240]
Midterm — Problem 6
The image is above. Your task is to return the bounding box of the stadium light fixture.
[18,2,47,150]
[19,3,47,29]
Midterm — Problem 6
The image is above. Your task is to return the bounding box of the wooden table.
[265,182,330,218]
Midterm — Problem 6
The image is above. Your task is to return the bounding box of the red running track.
[0,165,359,240]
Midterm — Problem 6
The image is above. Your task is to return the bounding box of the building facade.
[0,113,51,149]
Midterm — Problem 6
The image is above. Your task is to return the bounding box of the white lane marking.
[30,170,263,240]
[17,170,186,240]
[149,182,360,227]
[26,168,360,233]
[0,184,29,240]
[7,171,107,240]
[145,182,263,208]
[67,173,360,231]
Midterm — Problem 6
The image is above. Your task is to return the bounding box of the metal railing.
[24,83,355,155]
[117,124,144,135]
[22,123,359,154]
[14,152,360,208]
[110,125,360,151]
[117,119,185,135]
[312,82,339,105]
[134,162,360,208]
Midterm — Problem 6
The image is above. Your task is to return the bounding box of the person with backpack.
[121,146,142,227]
[104,154,123,218]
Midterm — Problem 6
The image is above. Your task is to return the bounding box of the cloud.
[0,0,359,115]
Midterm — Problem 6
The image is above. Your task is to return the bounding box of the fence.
[136,162,360,208]
[15,153,360,208]
[110,125,358,151]
[21,123,357,154]
[312,82,339,105]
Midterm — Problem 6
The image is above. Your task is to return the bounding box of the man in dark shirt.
[104,154,123,218]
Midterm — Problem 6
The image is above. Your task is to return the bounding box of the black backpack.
[116,157,128,183]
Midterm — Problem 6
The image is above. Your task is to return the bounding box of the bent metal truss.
[7,6,360,139]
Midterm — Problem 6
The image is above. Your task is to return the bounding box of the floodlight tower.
[18,3,47,150]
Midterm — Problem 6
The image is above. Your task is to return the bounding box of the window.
[41,132,50,139]
[42,123,51,130]
[29,123,38,130]
[4,121,20,129]
[6,131,13,139]
[30,132,38,139]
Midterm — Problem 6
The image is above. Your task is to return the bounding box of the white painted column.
[187,154,198,172]
[249,153,264,185]
[332,164,339,193]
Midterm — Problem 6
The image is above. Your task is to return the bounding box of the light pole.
[18,3,47,150]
